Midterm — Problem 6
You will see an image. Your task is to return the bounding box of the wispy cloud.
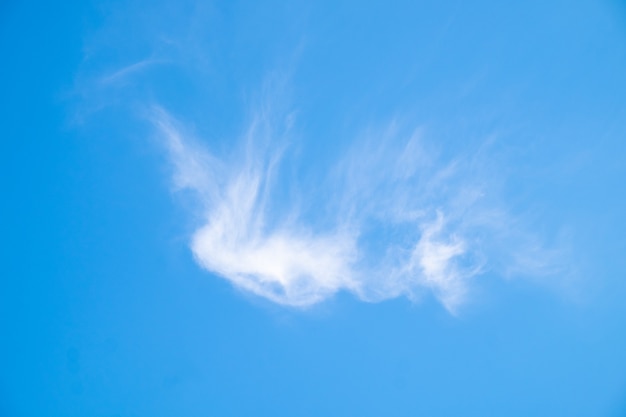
[98,59,164,86]
[151,102,564,313]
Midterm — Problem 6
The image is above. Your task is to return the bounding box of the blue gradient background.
[2,1,626,416]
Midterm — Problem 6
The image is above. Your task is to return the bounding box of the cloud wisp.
[151,105,560,313]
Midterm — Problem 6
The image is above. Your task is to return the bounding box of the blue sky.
[2,0,626,415]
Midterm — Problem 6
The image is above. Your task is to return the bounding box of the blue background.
[2,1,626,415]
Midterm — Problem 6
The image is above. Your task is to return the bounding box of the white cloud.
[151,104,563,312]
[99,59,163,86]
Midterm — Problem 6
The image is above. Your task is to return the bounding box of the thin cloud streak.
[151,105,563,312]
[99,59,164,85]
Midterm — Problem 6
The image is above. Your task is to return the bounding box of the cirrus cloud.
[151,102,563,313]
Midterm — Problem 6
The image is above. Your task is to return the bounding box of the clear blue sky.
[2,0,626,416]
